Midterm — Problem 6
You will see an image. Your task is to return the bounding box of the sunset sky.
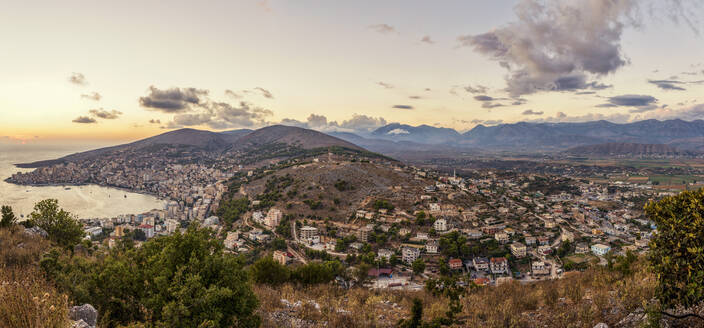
[1,0,703,143]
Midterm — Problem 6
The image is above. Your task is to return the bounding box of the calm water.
[0,143,166,219]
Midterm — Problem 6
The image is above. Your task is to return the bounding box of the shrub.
[27,199,84,249]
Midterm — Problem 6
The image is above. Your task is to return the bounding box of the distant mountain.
[370,123,462,144]
[564,143,694,157]
[461,119,704,151]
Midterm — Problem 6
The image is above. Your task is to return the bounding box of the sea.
[0,143,167,220]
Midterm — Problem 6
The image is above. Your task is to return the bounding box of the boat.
[64,187,71,190]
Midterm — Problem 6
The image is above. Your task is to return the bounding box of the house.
[252,211,264,224]
[591,243,611,256]
[473,257,489,271]
[300,226,318,241]
[402,247,421,264]
[425,239,439,254]
[449,258,463,270]
[429,203,441,214]
[85,226,102,239]
[524,236,537,246]
[139,224,154,239]
[467,229,483,239]
[490,257,509,274]
[264,208,282,228]
[377,248,394,261]
[494,232,509,244]
[538,245,552,256]
[356,225,374,242]
[531,261,550,275]
[510,242,527,258]
[434,218,448,232]
[273,250,290,265]
[224,231,240,249]
[165,219,180,234]
[537,236,550,246]
[575,243,589,254]
[368,268,393,278]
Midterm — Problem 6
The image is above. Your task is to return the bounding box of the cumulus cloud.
[68,72,87,85]
[635,103,704,121]
[473,95,495,102]
[369,24,396,34]
[81,92,102,101]
[166,101,272,129]
[420,35,434,44]
[72,116,97,124]
[392,105,414,110]
[532,111,631,123]
[458,0,692,96]
[464,85,489,94]
[89,108,122,119]
[522,109,543,115]
[280,113,387,134]
[225,89,243,99]
[139,86,208,112]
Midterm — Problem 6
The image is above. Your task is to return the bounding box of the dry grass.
[0,227,70,328]
[255,261,657,328]
[0,267,69,328]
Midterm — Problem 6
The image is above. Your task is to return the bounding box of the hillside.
[564,143,691,157]
[233,125,364,151]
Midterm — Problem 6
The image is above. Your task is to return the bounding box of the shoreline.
[5,179,169,202]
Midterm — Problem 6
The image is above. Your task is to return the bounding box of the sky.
[1,0,703,144]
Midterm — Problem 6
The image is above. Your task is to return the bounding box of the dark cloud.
[575,91,597,95]
[89,108,122,119]
[377,81,394,89]
[368,24,396,34]
[522,109,543,115]
[473,95,495,102]
[139,86,208,113]
[458,0,685,96]
[420,35,434,44]
[482,102,505,109]
[68,72,87,85]
[72,116,96,124]
[608,94,658,107]
[254,87,274,99]
[648,79,686,91]
[392,105,414,110]
[408,96,422,99]
[149,119,161,124]
[80,92,101,101]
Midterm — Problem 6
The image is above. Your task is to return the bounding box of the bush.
[646,189,704,308]
[251,257,290,286]
[0,267,69,328]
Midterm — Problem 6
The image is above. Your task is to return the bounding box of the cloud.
[522,109,543,115]
[149,119,161,124]
[80,92,102,101]
[471,119,504,126]
[474,94,509,108]
[635,103,704,121]
[648,79,687,90]
[225,89,243,99]
[458,0,649,96]
[533,111,631,124]
[607,94,658,107]
[420,35,434,44]
[392,105,414,110]
[409,96,422,99]
[68,72,87,85]
[369,24,396,34]
[280,113,387,134]
[377,81,394,89]
[72,116,97,124]
[473,95,495,102]
[464,85,488,94]
[387,128,410,135]
[89,108,122,119]
[139,86,208,112]
[254,87,274,99]
[166,101,272,129]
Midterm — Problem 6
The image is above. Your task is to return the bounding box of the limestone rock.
[24,226,48,238]
[69,304,97,327]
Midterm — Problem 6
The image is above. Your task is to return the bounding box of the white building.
[434,218,448,232]
[591,243,611,256]
[402,247,421,264]
[264,208,282,228]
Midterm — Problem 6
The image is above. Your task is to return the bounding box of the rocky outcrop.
[23,226,48,238]
[69,304,97,328]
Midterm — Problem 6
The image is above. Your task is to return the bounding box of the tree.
[28,199,84,249]
[412,258,426,276]
[354,263,372,285]
[397,298,423,328]
[646,189,704,308]
[1,205,16,228]
[250,256,290,286]
[44,224,260,327]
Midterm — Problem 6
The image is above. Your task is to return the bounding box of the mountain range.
[332,119,704,154]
